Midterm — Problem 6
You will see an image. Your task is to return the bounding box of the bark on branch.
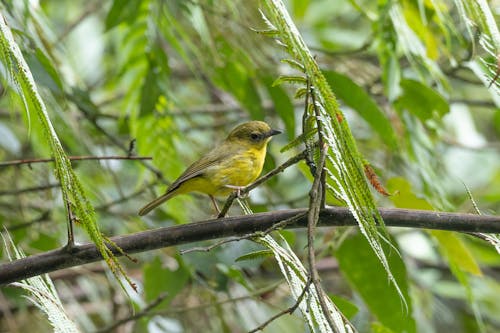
[1,206,500,285]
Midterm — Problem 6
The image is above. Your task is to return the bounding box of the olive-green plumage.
[138,121,281,216]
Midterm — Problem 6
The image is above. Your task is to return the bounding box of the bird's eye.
[250,133,260,141]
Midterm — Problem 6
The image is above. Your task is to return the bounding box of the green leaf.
[214,61,264,120]
[430,231,482,276]
[335,233,416,333]
[216,264,251,289]
[272,75,307,87]
[395,79,449,121]
[30,233,59,251]
[329,294,358,319]
[235,250,273,262]
[371,322,397,333]
[323,70,398,149]
[143,256,190,304]
[279,127,317,153]
[262,75,295,140]
[281,58,305,72]
[105,0,143,30]
[251,29,280,37]
[386,177,434,210]
[291,0,310,19]
[139,63,162,117]
[278,230,296,245]
[25,48,63,93]
[294,87,307,99]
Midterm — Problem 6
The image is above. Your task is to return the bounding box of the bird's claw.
[225,185,247,199]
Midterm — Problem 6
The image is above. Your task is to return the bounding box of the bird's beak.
[268,129,282,137]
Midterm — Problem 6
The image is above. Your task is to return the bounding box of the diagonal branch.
[1,207,500,285]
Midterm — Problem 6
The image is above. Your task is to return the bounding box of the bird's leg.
[209,195,221,215]
[64,201,76,252]
[224,184,247,198]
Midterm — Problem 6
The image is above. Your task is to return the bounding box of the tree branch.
[1,207,500,285]
[0,155,152,168]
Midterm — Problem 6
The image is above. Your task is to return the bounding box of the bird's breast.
[209,147,266,195]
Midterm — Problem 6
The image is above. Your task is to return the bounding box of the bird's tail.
[138,191,176,216]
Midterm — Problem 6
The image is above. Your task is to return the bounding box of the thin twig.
[96,180,160,211]
[0,155,151,168]
[450,98,496,108]
[217,150,307,218]
[6,212,51,232]
[181,212,307,254]
[4,180,160,232]
[180,234,256,255]
[66,92,166,181]
[94,292,169,333]
[248,278,312,333]
[310,83,326,207]
[0,183,60,196]
[307,144,339,331]
[152,281,283,315]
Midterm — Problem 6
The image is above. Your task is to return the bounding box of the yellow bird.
[138,121,281,216]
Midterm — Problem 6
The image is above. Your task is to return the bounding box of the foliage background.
[1,0,500,332]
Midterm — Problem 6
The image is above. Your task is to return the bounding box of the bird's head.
[225,121,281,149]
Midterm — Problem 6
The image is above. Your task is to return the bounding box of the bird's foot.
[224,185,247,198]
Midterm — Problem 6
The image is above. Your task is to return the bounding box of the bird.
[138,121,281,216]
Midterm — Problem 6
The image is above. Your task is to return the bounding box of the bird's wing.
[167,144,236,193]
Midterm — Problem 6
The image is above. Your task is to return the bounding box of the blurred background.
[1,0,500,332]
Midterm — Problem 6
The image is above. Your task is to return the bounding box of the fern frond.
[0,13,135,294]
[256,235,355,333]
[2,232,80,333]
[261,0,407,306]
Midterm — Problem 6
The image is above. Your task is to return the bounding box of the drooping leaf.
[213,61,264,120]
[105,0,144,30]
[235,249,273,262]
[139,62,163,117]
[395,79,449,121]
[329,295,359,319]
[144,256,190,305]
[430,231,482,276]
[24,48,63,93]
[335,233,416,333]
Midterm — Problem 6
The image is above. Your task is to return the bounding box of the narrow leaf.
[272,75,307,86]
[335,233,416,333]
[235,250,273,262]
